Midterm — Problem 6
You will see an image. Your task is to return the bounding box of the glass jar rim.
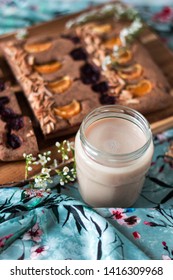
[80,105,152,164]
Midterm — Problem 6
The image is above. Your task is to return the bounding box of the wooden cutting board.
[0,3,173,185]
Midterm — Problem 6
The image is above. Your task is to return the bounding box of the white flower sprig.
[15,28,28,40]
[23,153,37,180]
[101,18,143,71]
[66,3,139,29]
[57,166,76,186]
[55,140,76,186]
[34,167,52,189]
[119,17,143,47]
[55,140,74,162]
[23,140,76,190]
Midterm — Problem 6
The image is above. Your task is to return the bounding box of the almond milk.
[75,105,154,208]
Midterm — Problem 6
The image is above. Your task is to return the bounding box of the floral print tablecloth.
[0,129,173,260]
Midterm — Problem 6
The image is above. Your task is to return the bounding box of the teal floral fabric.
[0,129,173,260]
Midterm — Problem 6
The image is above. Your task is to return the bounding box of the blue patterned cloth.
[0,129,173,260]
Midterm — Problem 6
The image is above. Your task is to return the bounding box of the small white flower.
[66,19,75,29]
[67,142,73,152]
[60,180,64,186]
[41,168,51,175]
[120,28,129,46]
[23,153,26,158]
[54,159,58,168]
[34,179,47,189]
[38,155,47,166]
[63,166,69,175]
[27,166,32,171]
[55,142,61,148]
[63,155,69,160]
[15,28,28,40]
[35,178,41,183]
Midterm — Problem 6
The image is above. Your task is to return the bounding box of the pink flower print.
[110,209,141,227]
[161,241,173,259]
[110,208,127,219]
[153,6,173,23]
[24,189,45,198]
[162,241,167,247]
[110,208,127,225]
[30,245,49,259]
[123,216,141,227]
[132,231,141,239]
[162,255,171,260]
[23,223,43,242]
[0,234,13,248]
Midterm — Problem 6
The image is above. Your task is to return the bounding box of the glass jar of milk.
[75,105,154,208]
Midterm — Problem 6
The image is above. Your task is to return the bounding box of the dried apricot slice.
[116,50,132,65]
[126,79,152,97]
[34,61,62,74]
[54,99,80,119]
[24,42,52,53]
[118,64,143,80]
[48,76,72,94]
[92,24,112,34]
[103,37,122,50]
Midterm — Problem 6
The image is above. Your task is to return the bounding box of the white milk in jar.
[75,105,154,207]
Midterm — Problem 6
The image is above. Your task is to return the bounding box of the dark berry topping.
[6,133,21,149]
[0,107,18,121]
[6,116,24,131]
[0,80,5,92]
[61,34,80,44]
[100,94,115,105]
[92,81,109,93]
[80,63,100,84]
[0,96,10,107]
[70,47,87,61]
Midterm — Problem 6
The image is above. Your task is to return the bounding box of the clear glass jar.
[75,105,154,208]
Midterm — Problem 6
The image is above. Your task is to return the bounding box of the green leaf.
[74,205,89,220]
[63,206,87,233]
[51,206,60,223]
[97,239,102,260]
[90,217,102,238]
